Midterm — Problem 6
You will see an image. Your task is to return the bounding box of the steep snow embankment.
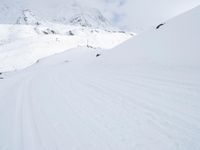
[0,5,200,150]
[99,6,200,67]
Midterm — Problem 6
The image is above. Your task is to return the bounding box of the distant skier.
[96,54,101,57]
[156,23,165,29]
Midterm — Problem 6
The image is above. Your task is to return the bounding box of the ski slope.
[0,24,133,72]
[0,5,200,150]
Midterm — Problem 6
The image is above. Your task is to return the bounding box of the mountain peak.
[68,8,111,29]
[16,9,43,25]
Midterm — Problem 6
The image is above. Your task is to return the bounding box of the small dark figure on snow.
[51,30,56,34]
[43,31,48,34]
[69,31,74,36]
[96,54,101,57]
[156,23,165,29]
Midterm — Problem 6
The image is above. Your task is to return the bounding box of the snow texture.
[0,4,200,150]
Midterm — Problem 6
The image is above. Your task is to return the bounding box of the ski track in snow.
[1,4,200,150]
[1,53,200,150]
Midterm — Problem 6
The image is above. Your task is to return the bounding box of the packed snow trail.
[1,5,200,150]
[0,48,200,150]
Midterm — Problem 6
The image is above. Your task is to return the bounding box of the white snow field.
[0,5,200,150]
[0,24,133,72]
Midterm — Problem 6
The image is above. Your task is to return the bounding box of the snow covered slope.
[0,2,134,72]
[0,4,200,150]
[100,5,200,67]
[0,24,132,72]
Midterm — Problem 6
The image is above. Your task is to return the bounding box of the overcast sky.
[18,0,200,31]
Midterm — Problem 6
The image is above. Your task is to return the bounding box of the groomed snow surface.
[0,5,200,150]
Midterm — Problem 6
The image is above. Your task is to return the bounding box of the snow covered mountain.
[1,0,200,149]
[15,7,113,29]
[0,1,113,30]
[0,4,200,150]
[0,2,134,72]
[68,8,111,28]
[0,23,133,72]
[16,9,44,25]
